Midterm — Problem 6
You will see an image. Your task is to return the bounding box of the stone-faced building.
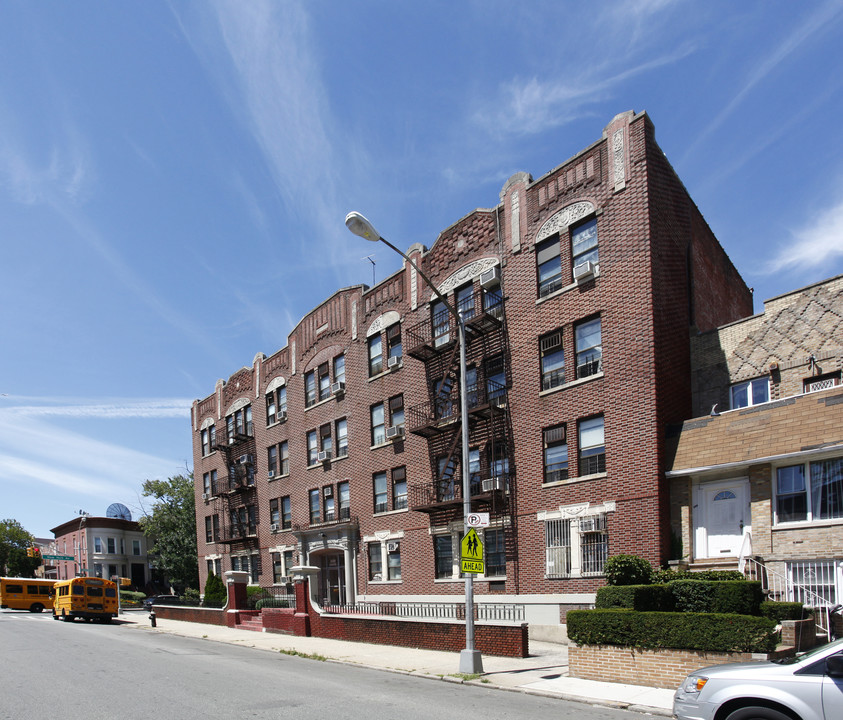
[191,110,751,635]
[668,275,843,609]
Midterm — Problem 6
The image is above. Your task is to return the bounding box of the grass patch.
[279,648,327,661]
[450,673,483,681]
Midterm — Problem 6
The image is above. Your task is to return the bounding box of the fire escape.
[405,275,515,535]
[211,414,261,572]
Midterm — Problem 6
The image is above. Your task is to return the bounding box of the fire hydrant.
[149,609,157,628]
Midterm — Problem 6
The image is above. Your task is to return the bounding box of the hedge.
[669,580,763,615]
[595,584,674,611]
[255,597,291,610]
[567,609,777,653]
[760,601,809,623]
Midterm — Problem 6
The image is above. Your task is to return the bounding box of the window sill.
[367,580,403,585]
[266,417,288,428]
[539,372,604,396]
[367,366,401,382]
[370,441,393,451]
[773,518,843,530]
[267,473,290,482]
[434,576,506,583]
[542,471,607,488]
[373,508,409,517]
[304,396,334,412]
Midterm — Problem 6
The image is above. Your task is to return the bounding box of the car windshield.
[773,637,843,665]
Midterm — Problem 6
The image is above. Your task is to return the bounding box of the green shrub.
[603,555,653,586]
[567,609,777,653]
[760,601,808,623]
[203,573,226,608]
[595,584,674,611]
[119,590,146,602]
[651,568,746,584]
[182,588,200,606]
[669,580,762,615]
[255,597,290,610]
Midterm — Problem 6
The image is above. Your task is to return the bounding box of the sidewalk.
[119,610,674,715]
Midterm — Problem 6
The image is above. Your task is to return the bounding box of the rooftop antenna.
[362,255,376,286]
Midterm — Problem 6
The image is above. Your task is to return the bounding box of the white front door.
[695,480,749,559]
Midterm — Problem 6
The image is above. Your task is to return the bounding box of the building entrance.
[316,551,345,606]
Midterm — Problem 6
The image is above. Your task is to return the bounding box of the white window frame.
[540,503,614,579]
[730,377,770,409]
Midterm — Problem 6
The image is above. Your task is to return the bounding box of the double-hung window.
[368,543,383,581]
[536,234,563,297]
[281,496,292,529]
[307,430,318,466]
[371,403,386,445]
[266,385,287,424]
[543,425,568,484]
[575,317,602,379]
[279,441,289,476]
[267,445,278,477]
[201,425,216,456]
[432,300,450,347]
[434,535,454,579]
[269,498,280,527]
[338,481,350,520]
[309,489,320,524]
[386,323,402,365]
[455,283,475,320]
[579,416,606,475]
[318,363,331,401]
[571,218,598,271]
[392,466,407,510]
[730,378,769,409]
[323,486,335,522]
[368,334,383,376]
[373,472,388,514]
[304,370,317,407]
[388,395,404,433]
[540,330,565,390]
[335,418,348,458]
[319,423,332,459]
[486,355,506,401]
[333,354,345,387]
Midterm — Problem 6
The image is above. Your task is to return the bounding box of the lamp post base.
[459,648,484,674]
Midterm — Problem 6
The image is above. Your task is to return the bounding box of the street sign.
[466,512,489,528]
[460,528,484,574]
[42,554,75,561]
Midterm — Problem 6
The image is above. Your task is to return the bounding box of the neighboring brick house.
[668,275,843,606]
[50,516,149,587]
[191,110,751,636]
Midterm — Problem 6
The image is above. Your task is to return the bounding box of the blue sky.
[2,1,843,538]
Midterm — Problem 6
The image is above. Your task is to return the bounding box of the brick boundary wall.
[153,605,227,626]
[569,645,783,689]
[309,612,529,658]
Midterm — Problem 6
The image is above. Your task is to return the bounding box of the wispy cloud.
[688,0,843,155]
[765,198,843,274]
[0,397,190,502]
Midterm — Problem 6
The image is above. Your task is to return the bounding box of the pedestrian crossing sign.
[460,527,484,574]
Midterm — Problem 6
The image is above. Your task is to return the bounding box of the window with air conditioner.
[540,331,565,390]
[571,217,598,280]
[368,334,384,376]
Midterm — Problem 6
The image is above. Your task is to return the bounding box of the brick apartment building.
[668,275,843,608]
[191,110,751,634]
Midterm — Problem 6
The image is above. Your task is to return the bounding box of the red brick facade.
[191,111,751,631]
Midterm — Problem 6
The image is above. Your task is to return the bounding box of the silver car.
[673,637,843,720]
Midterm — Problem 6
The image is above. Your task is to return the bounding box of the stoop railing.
[742,556,833,637]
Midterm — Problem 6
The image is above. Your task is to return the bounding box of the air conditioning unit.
[277,410,287,422]
[318,450,332,463]
[228,437,237,445]
[201,493,210,501]
[387,541,399,552]
[280,576,291,585]
[323,486,333,497]
[238,454,254,465]
[573,260,596,282]
[268,470,275,479]
[331,381,345,397]
[269,523,279,533]
[387,355,402,369]
[579,516,606,533]
[479,266,501,288]
[385,425,404,440]
[482,477,505,492]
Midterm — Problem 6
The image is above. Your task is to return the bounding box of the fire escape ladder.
[437,428,463,501]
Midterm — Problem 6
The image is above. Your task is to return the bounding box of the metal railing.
[249,585,296,610]
[743,557,833,637]
[320,600,525,622]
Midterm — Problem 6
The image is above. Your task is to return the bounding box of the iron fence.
[320,600,524,622]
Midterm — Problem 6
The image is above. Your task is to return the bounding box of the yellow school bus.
[52,576,118,623]
[0,577,56,612]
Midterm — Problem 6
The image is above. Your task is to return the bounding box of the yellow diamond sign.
[460,527,484,574]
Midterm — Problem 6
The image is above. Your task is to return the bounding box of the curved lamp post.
[345,212,483,674]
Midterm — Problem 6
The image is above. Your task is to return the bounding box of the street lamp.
[345,212,483,674]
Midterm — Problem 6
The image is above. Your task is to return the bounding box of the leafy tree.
[139,473,199,591]
[0,519,39,577]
